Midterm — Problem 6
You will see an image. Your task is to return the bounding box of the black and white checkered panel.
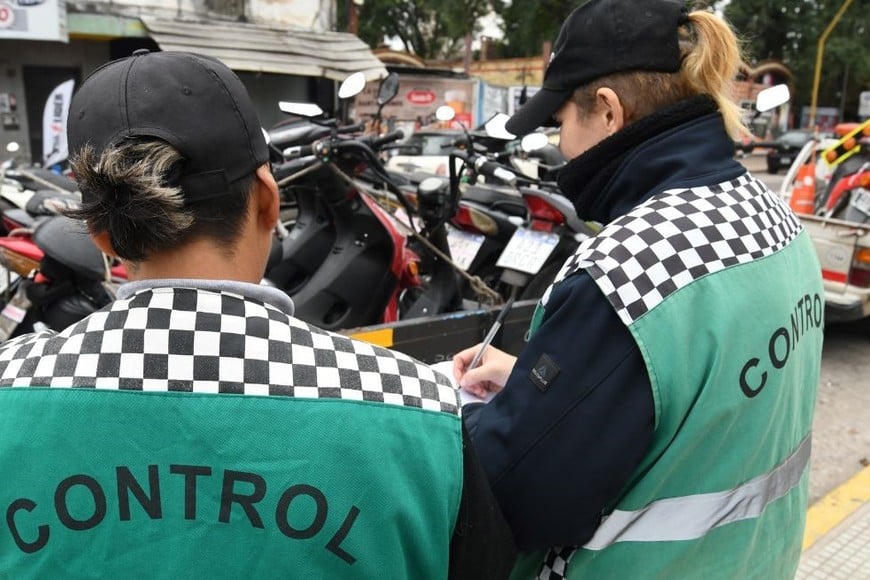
[0,288,460,415]
[536,546,578,580]
[543,175,802,326]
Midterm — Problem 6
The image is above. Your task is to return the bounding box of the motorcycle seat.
[25,190,81,216]
[18,168,79,193]
[32,217,110,282]
[3,208,35,229]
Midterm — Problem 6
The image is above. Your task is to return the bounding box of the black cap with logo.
[68,50,269,204]
[505,0,689,137]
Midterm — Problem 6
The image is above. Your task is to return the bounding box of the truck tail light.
[849,246,870,288]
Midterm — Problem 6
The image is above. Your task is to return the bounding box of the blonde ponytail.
[681,11,749,139]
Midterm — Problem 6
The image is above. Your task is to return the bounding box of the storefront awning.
[139,16,387,82]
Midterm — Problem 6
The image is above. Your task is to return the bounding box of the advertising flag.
[42,78,74,168]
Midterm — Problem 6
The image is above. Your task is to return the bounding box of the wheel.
[767,162,779,175]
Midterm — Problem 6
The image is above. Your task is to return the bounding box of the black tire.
[767,162,779,175]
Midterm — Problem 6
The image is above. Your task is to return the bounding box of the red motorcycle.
[816,158,870,223]
[0,216,126,341]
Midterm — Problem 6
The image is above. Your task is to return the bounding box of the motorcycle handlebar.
[452,150,518,186]
[367,130,405,150]
[282,143,315,159]
[282,128,404,160]
[338,121,366,133]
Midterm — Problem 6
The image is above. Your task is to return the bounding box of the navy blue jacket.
[464,113,747,551]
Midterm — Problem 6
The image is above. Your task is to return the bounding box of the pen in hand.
[468,295,516,371]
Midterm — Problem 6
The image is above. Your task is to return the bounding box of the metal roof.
[139,16,387,82]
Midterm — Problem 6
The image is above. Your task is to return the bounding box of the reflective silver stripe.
[584,434,811,550]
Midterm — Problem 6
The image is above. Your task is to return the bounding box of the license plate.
[851,188,870,215]
[496,227,560,275]
[446,226,485,271]
[781,157,792,165]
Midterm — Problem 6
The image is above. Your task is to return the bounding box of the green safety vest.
[0,288,464,579]
[515,176,823,579]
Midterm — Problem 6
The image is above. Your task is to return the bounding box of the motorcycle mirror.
[521,132,550,152]
[484,113,516,140]
[435,105,456,122]
[377,72,399,106]
[755,84,790,113]
[6,142,19,153]
[338,72,367,100]
[279,102,325,118]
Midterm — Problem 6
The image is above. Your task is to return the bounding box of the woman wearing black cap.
[454,1,823,578]
[0,50,516,578]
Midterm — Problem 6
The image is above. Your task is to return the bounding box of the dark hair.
[572,10,748,139]
[67,139,254,261]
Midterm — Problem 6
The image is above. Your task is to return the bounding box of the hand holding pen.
[452,296,518,400]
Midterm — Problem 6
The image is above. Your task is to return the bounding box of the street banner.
[42,78,74,167]
[0,0,67,42]
[354,75,477,130]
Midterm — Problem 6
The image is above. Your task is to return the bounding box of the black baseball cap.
[505,0,689,137]
[68,50,269,204]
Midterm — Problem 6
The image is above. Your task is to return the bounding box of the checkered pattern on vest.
[544,174,803,325]
[537,546,578,580]
[0,287,460,415]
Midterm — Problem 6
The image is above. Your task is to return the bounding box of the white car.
[385,130,464,178]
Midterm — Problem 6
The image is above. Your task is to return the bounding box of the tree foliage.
[725,0,870,123]
[495,0,583,58]
[350,0,504,60]
[347,0,870,121]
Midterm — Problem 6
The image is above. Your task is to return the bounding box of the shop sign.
[0,0,66,41]
[406,89,437,106]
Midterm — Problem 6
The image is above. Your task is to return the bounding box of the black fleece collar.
[556,95,742,224]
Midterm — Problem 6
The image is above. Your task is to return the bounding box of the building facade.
[0,0,385,164]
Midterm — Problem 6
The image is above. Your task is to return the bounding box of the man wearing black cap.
[0,50,515,577]
[453,0,823,578]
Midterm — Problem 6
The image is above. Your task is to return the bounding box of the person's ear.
[254,164,280,230]
[90,230,118,258]
[596,88,625,135]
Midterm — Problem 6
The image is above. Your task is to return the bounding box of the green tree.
[495,0,583,58]
[726,0,870,124]
[348,0,504,60]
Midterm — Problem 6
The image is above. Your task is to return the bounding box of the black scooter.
[444,122,596,303]
[265,72,463,330]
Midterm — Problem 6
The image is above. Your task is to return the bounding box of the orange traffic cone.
[789,163,815,215]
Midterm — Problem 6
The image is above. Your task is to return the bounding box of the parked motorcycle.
[815,156,870,223]
[265,73,465,330]
[0,216,125,341]
[1,141,81,235]
[436,108,595,303]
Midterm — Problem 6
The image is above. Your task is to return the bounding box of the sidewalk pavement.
[797,464,870,579]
